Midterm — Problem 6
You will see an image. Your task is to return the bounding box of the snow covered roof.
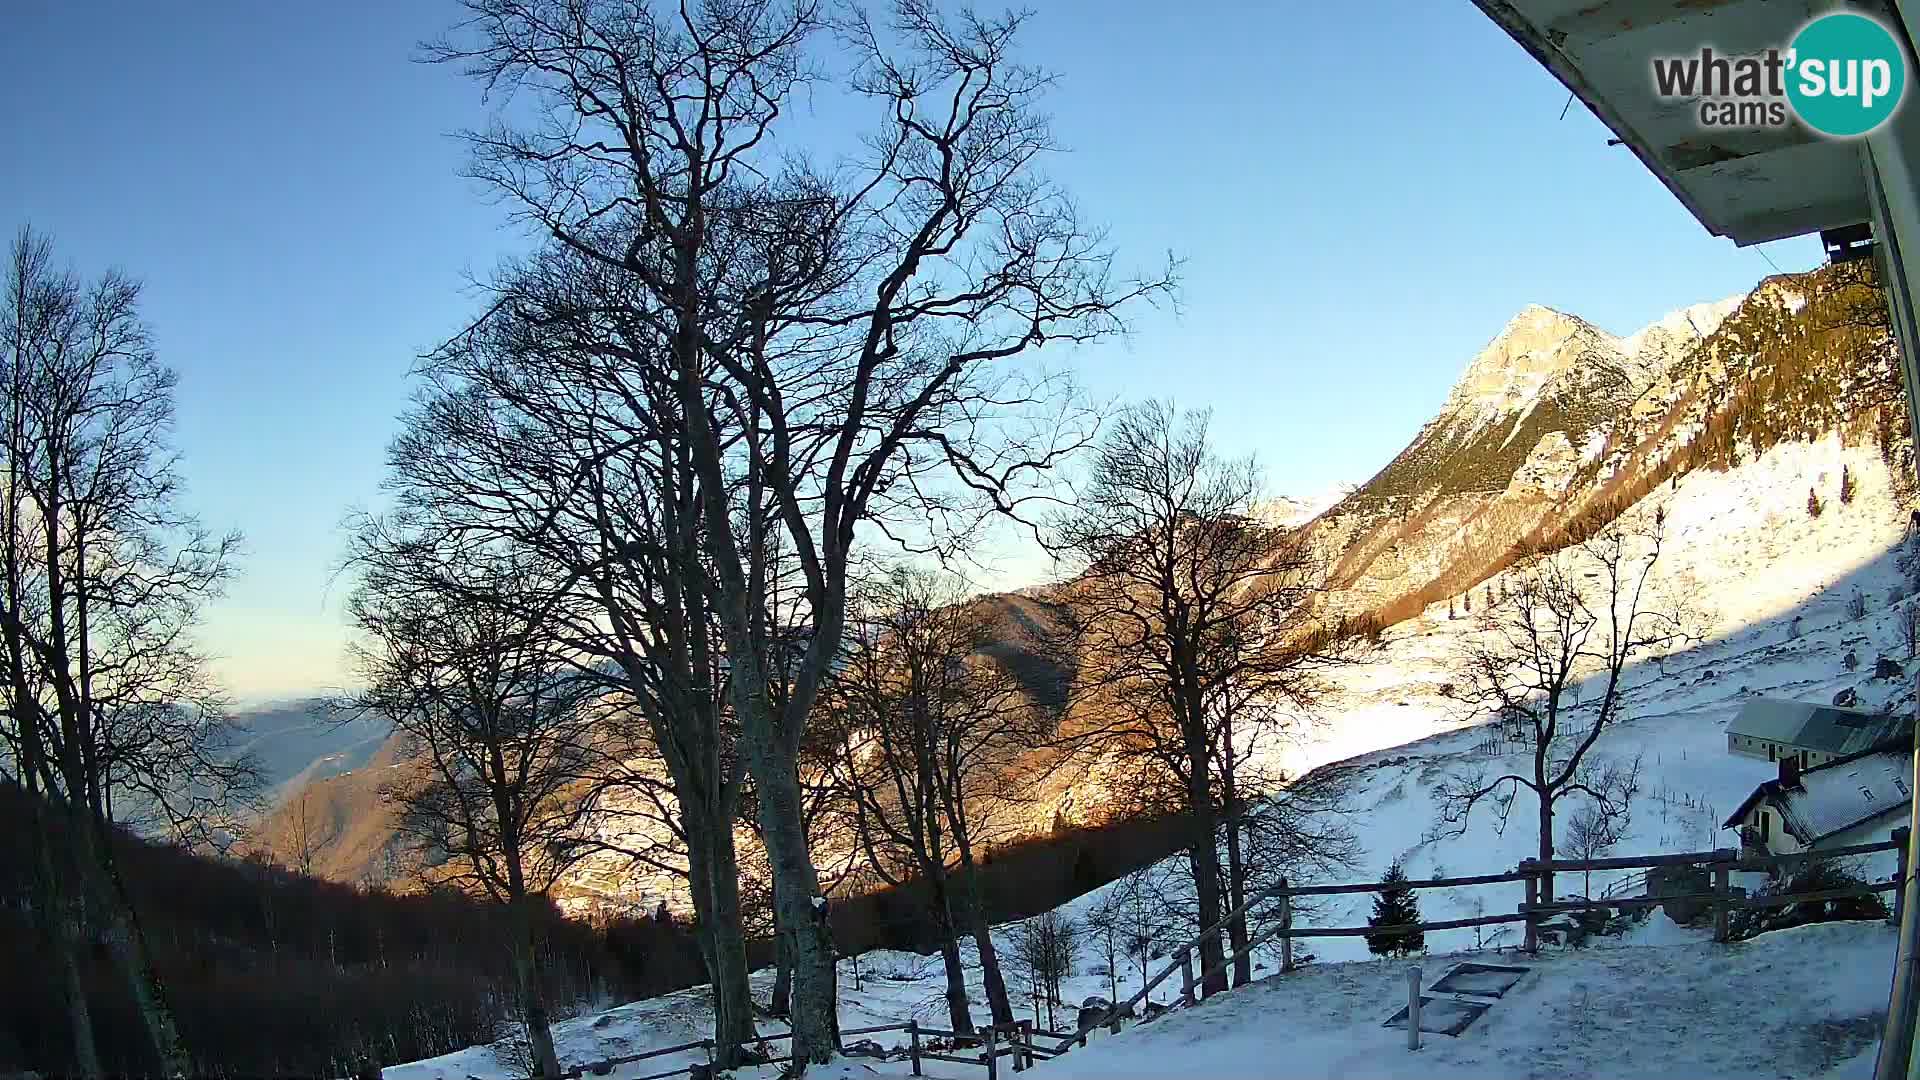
[1725,698,1900,756]
[1724,741,1914,845]
[1468,0,1876,246]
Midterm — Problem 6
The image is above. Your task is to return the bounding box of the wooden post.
[1895,827,1912,928]
[1406,965,1423,1051]
[985,1022,998,1080]
[1180,946,1196,1006]
[1023,1021,1035,1069]
[908,1021,921,1077]
[1520,859,1539,953]
[1279,877,1294,973]
[1713,855,1732,943]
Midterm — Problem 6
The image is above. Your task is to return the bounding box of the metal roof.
[1773,746,1912,843]
[1469,0,1890,245]
[1726,698,1899,755]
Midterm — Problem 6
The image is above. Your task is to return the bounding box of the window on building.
[1768,743,1777,762]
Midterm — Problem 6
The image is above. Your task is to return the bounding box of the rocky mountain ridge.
[259,262,1909,908]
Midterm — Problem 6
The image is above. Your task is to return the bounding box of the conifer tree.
[1808,487,1824,518]
[1840,465,1855,505]
[1366,861,1425,958]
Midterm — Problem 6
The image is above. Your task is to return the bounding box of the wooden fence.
[556,1018,1055,1079]
[1062,829,1911,1053]
[557,831,1910,1077]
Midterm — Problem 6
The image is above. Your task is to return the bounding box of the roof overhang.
[1470,0,1901,245]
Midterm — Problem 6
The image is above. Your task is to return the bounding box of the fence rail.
[1059,830,1909,1054]
[560,832,1911,1078]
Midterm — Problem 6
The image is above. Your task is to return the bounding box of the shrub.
[1726,858,1888,942]
[1809,487,1824,518]
[1847,589,1869,620]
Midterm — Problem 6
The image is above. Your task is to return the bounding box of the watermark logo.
[1650,12,1907,137]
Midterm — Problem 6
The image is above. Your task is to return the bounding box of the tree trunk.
[1184,751,1228,997]
[509,894,562,1080]
[1222,810,1251,988]
[53,907,99,1078]
[7,647,99,1077]
[91,829,191,1077]
[948,803,1021,1022]
[1538,795,1556,908]
[31,791,100,1077]
[928,869,974,1035]
[684,806,756,1067]
[771,934,792,1017]
[750,752,837,1065]
[66,789,188,1077]
[952,853,1013,1024]
[703,828,758,1067]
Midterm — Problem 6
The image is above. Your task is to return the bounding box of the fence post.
[985,1023,998,1080]
[1279,877,1294,973]
[1180,946,1196,1006]
[1896,827,1912,928]
[908,1021,921,1077]
[1406,965,1423,1051]
[1025,1021,1036,1069]
[1713,852,1733,943]
[1520,859,1539,953]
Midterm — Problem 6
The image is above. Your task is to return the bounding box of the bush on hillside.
[1724,858,1888,943]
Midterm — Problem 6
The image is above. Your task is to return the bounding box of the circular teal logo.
[1786,13,1907,137]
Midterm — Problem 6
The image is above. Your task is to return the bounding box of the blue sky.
[0,1,1821,700]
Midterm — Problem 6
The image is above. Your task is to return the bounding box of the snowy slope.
[1037,922,1891,1080]
[393,425,1915,1080]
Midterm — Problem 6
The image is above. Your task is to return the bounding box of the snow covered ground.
[1039,921,1892,1080]
[393,432,1915,1079]
[389,920,1896,1080]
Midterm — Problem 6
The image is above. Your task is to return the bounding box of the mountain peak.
[1448,304,1610,415]
[1618,294,1745,372]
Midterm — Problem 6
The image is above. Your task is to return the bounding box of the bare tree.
[1051,401,1348,996]
[0,225,249,1078]
[1009,910,1080,1031]
[287,791,339,878]
[827,566,1043,1029]
[420,1,1169,1062]
[1562,799,1628,899]
[385,239,766,1064]
[347,544,606,1080]
[1435,509,1685,902]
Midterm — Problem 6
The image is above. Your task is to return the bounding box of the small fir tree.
[1366,861,1425,958]
[1840,465,1855,505]
[1808,487,1824,518]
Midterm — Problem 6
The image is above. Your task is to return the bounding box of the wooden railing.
[1060,832,1911,1054]
[557,1019,1048,1079]
[558,833,1912,1076]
